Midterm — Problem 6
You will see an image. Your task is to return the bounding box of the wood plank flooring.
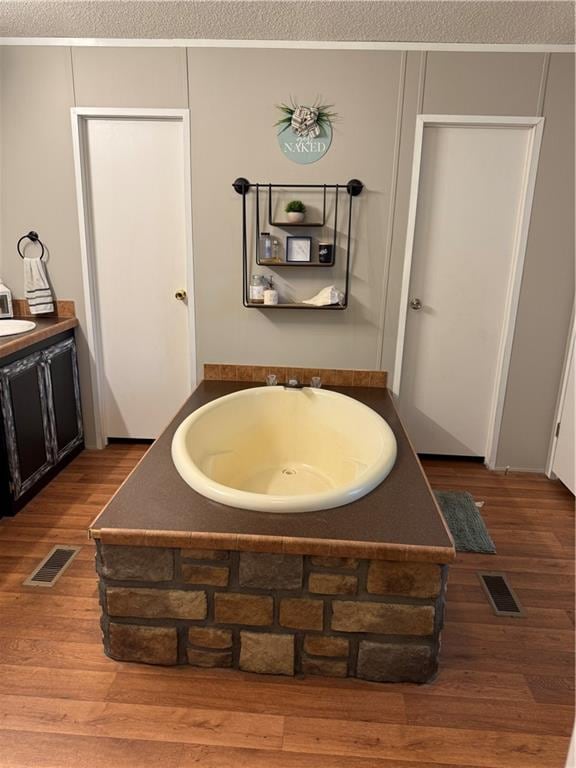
[0,445,573,767]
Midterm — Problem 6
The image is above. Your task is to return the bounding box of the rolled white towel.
[24,256,54,315]
[302,285,344,306]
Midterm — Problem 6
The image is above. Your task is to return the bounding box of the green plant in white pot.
[285,200,306,223]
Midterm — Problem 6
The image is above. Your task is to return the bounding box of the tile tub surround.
[204,364,387,388]
[12,299,76,319]
[97,545,448,682]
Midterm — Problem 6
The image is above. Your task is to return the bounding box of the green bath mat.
[435,490,496,554]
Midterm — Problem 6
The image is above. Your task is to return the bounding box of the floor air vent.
[478,572,524,617]
[23,545,81,587]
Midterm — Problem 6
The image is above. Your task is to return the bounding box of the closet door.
[397,119,541,459]
[79,115,194,440]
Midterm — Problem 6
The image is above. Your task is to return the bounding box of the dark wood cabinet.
[0,350,52,499]
[44,338,83,463]
[0,333,83,516]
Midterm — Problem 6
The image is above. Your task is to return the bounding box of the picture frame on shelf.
[286,236,312,263]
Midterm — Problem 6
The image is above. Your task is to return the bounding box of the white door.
[397,120,540,457]
[81,115,194,440]
[551,331,575,494]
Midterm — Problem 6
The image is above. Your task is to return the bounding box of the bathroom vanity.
[90,370,455,683]
[0,314,83,516]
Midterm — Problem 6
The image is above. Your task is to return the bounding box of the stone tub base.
[96,542,448,683]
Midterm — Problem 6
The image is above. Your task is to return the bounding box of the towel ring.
[17,231,45,261]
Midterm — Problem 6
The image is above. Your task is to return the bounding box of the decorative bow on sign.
[291,106,321,139]
[275,101,337,139]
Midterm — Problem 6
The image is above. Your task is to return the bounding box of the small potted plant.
[285,200,306,223]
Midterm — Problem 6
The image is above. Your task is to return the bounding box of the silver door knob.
[409,297,423,311]
[175,289,187,301]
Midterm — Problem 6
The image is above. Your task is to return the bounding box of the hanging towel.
[24,256,54,314]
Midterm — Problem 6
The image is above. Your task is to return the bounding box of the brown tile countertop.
[90,382,455,564]
[0,315,78,360]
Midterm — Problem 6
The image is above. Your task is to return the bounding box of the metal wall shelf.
[233,178,363,310]
[269,185,327,227]
[256,260,334,268]
[269,222,324,228]
[246,302,346,310]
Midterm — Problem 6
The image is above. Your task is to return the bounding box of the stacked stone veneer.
[96,543,448,682]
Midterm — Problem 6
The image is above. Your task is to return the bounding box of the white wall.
[0,45,573,470]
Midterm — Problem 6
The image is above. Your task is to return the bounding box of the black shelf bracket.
[232,178,363,310]
[347,179,363,197]
[233,178,364,197]
[232,177,251,195]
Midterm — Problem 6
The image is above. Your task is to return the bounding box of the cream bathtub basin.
[171,387,397,513]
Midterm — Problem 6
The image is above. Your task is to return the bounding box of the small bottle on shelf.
[249,274,268,304]
[259,232,280,263]
[264,278,279,305]
[318,242,334,265]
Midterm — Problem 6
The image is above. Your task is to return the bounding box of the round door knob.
[409,297,423,311]
[175,289,187,301]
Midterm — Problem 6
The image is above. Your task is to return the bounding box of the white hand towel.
[24,256,54,315]
[302,285,344,306]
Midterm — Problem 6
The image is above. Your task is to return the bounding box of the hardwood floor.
[0,445,573,767]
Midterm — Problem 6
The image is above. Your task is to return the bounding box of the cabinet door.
[0,352,53,499]
[44,338,84,462]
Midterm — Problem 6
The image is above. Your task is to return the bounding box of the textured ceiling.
[0,1,574,44]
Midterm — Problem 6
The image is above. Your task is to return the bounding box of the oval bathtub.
[171,386,397,513]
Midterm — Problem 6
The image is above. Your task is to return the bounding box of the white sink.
[0,319,36,337]
[171,387,397,513]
